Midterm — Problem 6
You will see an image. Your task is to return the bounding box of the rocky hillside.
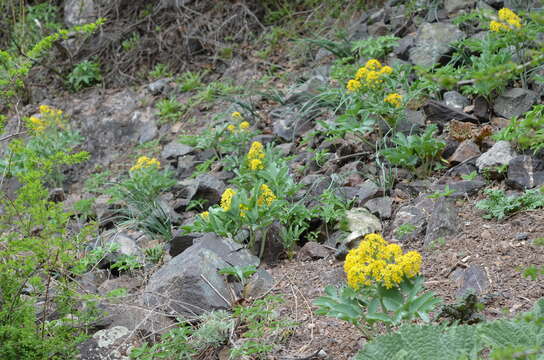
[1,0,544,359]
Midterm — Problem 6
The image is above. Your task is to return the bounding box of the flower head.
[220,188,236,211]
[200,211,209,219]
[247,141,265,161]
[380,66,393,75]
[344,233,422,289]
[227,124,236,132]
[365,71,382,87]
[231,111,242,120]
[239,121,250,130]
[28,116,47,132]
[490,20,510,32]
[384,93,403,108]
[130,156,161,172]
[346,79,362,92]
[257,184,276,206]
[365,59,382,71]
[355,67,368,81]
[249,158,264,171]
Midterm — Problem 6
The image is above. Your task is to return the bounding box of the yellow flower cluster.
[28,105,65,132]
[247,141,265,171]
[344,233,422,289]
[231,111,242,120]
[130,156,161,172]
[491,8,522,31]
[347,59,393,91]
[257,184,276,206]
[200,211,209,219]
[384,93,403,108]
[220,188,236,211]
[249,158,264,170]
[227,121,251,133]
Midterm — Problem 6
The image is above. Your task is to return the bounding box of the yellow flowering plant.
[0,105,88,187]
[314,234,441,338]
[107,155,176,240]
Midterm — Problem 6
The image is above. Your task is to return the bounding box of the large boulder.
[142,234,259,318]
[409,22,465,68]
[64,0,97,27]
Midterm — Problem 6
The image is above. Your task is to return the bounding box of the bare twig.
[200,274,232,306]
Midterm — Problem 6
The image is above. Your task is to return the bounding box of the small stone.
[161,141,194,161]
[481,230,492,241]
[244,268,274,298]
[493,88,538,119]
[476,141,517,173]
[506,155,544,190]
[456,265,490,297]
[423,100,479,129]
[443,91,469,111]
[364,196,393,219]
[514,232,528,241]
[424,199,459,247]
[147,78,171,95]
[449,140,481,165]
[345,208,382,247]
[298,242,331,261]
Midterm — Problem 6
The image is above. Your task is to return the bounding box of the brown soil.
[264,201,544,360]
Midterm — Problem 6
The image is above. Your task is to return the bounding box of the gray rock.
[285,76,326,104]
[77,326,130,360]
[409,22,465,68]
[257,221,286,264]
[515,232,529,241]
[142,234,259,317]
[102,232,143,266]
[147,78,172,95]
[357,180,382,204]
[175,174,226,210]
[97,275,141,296]
[365,196,393,219]
[270,105,320,142]
[176,155,196,179]
[444,91,469,111]
[396,179,432,197]
[423,100,479,128]
[507,155,544,190]
[476,141,517,172]
[64,0,96,27]
[445,0,475,15]
[368,21,390,36]
[298,242,331,261]
[397,109,426,135]
[390,205,428,242]
[243,268,274,298]
[160,0,192,9]
[455,265,490,297]
[433,179,486,198]
[449,140,481,165]
[424,199,459,247]
[394,34,415,61]
[345,208,383,246]
[161,141,194,161]
[493,88,538,119]
[168,230,201,257]
[348,13,370,41]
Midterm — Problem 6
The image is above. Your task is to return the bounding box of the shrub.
[68,60,102,91]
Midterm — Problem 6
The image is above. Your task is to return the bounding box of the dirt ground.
[264,201,544,359]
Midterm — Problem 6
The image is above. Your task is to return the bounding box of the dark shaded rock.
[423,100,479,129]
[161,141,194,161]
[473,96,490,121]
[364,196,393,219]
[175,174,226,211]
[444,91,469,111]
[449,140,481,165]
[515,232,529,241]
[394,34,415,61]
[168,230,201,257]
[493,88,538,119]
[396,179,432,197]
[298,242,331,261]
[244,268,274,298]
[476,140,516,172]
[258,221,286,264]
[142,234,259,317]
[48,188,66,203]
[443,138,460,160]
[409,22,465,68]
[455,265,490,297]
[176,155,196,179]
[424,199,459,246]
[507,155,544,190]
[348,13,370,41]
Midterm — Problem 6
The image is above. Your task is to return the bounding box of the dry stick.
[279,349,322,360]
[200,274,231,306]
[0,131,26,142]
